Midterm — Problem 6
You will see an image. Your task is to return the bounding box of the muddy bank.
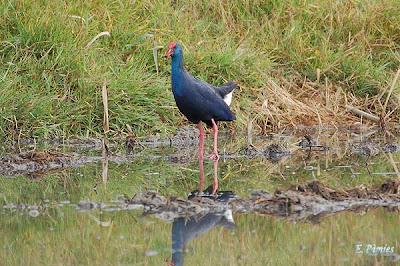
[0,151,102,178]
[0,151,137,178]
[235,179,400,223]
[123,179,400,223]
[76,180,400,222]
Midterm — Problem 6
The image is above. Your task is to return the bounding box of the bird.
[164,42,237,194]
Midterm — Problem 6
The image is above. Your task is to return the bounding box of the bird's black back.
[173,67,236,127]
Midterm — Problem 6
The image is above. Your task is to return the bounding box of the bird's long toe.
[206,152,219,161]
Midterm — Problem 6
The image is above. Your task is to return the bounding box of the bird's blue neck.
[171,53,185,96]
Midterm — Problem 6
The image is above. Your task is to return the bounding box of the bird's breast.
[171,73,184,97]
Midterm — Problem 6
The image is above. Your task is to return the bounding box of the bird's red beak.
[165,47,174,57]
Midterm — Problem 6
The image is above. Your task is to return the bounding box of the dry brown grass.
[236,69,399,134]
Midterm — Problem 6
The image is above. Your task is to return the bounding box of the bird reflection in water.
[167,187,237,266]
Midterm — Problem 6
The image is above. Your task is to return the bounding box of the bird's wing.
[184,70,237,106]
[190,76,237,98]
[188,75,221,97]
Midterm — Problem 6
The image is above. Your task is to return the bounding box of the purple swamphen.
[164,42,237,194]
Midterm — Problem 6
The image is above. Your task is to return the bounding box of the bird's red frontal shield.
[165,42,177,57]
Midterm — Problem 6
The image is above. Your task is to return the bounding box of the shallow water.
[1,127,400,265]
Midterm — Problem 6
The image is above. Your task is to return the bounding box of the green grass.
[1,0,400,138]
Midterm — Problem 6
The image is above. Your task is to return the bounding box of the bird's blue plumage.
[169,43,237,127]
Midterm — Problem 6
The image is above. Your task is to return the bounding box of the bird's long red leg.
[207,119,220,161]
[198,122,205,192]
[212,157,219,195]
[210,118,220,195]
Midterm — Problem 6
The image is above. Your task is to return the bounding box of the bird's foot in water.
[206,152,219,161]
[212,180,218,195]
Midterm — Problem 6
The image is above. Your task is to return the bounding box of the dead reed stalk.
[345,105,380,123]
[102,80,109,133]
[382,68,400,119]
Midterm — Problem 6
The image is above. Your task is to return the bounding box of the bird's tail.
[215,81,238,97]
[215,81,238,106]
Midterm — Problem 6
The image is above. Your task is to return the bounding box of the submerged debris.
[350,141,380,156]
[28,210,40,217]
[291,181,371,200]
[264,143,291,163]
[244,143,290,163]
[298,135,330,151]
[381,142,400,153]
[126,136,141,155]
[244,145,260,157]
[250,190,272,199]
[0,151,100,178]
[138,135,170,147]
[167,152,193,165]
[378,179,400,194]
[170,126,199,147]
[15,138,103,150]
[298,135,319,148]
[77,200,98,211]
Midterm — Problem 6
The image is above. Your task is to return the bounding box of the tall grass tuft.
[1,0,399,138]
